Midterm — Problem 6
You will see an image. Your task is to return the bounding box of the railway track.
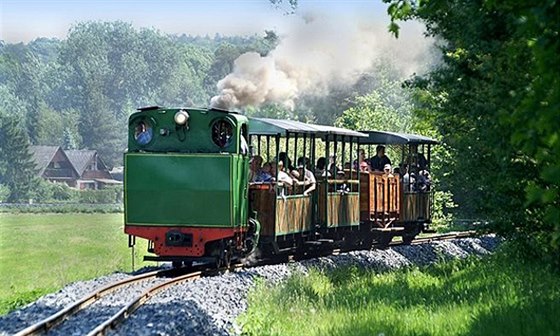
[393,230,477,247]
[13,231,475,336]
[13,265,241,336]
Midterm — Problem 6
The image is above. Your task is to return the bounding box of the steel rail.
[409,230,477,245]
[86,264,243,336]
[86,270,203,336]
[387,230,477,248]
[14,268,178,336]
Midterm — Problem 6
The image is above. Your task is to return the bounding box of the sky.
[0,0,393,43]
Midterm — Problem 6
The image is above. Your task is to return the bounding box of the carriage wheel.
[377,232,393,249]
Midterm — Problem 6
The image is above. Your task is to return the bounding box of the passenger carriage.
[247,118,367,255]
[358,131,438,244]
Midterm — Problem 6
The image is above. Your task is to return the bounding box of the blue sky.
[0,0,391,42]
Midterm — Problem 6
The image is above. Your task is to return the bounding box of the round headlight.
[174,110,189,125]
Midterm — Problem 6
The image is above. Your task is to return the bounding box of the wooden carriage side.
[359,172,401,227]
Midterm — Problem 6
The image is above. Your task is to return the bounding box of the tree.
[0,111,38,202]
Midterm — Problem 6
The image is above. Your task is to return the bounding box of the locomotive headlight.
[174,110,190,125]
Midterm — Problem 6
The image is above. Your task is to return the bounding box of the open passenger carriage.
[247,118,368,255]
[358,131,439,244]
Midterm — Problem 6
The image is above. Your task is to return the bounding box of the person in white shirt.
[296,157,316,196]
[276,160,294,186]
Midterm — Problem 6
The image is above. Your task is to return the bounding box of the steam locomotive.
[124,106,437,267]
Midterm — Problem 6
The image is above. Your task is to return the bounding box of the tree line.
[0,21,421,203]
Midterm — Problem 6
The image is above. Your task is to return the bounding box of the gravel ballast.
[1,235,500,336]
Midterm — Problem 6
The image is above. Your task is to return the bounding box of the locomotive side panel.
[125,153,233,227]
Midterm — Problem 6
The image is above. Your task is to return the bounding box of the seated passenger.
[360,161,370,172]
[249,155,263,182]
[369,145,391,172]
[315,157,329,177]
[276,160,294,186]
[279,152,294,171]
[296,157,316,196]
[327,155,342,177]
[383,164,394,178]
[255,162,273,182]
[416,169,431,192]
[354,149,371,172]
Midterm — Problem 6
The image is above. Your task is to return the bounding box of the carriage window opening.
[211,119,233,148]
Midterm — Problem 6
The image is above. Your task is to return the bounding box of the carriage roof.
[358,130,438,145]
[248,117,368,139]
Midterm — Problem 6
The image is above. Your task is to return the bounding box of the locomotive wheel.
[216,245,233,269]
[402,234,415,245]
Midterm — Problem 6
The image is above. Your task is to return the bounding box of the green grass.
[239,248,560,336]
[0,213,153,315]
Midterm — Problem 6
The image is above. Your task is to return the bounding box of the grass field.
[0,213,152,315]
[239,247,560,336]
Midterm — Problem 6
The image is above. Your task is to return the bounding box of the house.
[64,149,121,189]
[30,146,79,185]
[30,146,122,189]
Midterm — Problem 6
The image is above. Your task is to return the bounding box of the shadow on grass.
[466,297,560,336]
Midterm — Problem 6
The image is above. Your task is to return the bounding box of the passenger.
[416,169,431,192]
[383,164,394,178]
[279,151,301,178]
[327,155,342,177]
[369,145,391,172]
[344,162,351,170]
[354,149,371,172]
[255,162,273,182]
[278,152,294,171]
[402,165,414,192]
[315,157,329,177]
[410,144,428,170]
[360,161,370,172]
[296,157,316,196]
[276,160,294,186]
[249,156,263,182]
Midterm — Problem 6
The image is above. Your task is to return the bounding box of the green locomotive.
[125,106,437,266]
[125,106,255,266]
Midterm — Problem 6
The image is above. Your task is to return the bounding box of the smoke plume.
[210,13,432,110]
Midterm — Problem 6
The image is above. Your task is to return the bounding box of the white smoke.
[210,13,432,110]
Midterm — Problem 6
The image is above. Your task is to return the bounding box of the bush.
[78,188,119,204]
